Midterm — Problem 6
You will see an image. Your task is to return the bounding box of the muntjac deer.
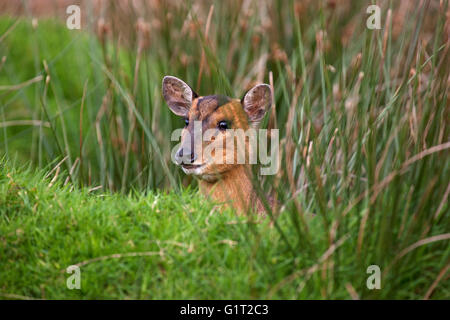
[162,76,274,213]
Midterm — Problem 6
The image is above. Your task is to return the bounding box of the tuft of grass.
[0,1,449,299]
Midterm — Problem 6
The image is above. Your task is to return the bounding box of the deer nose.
[176,148,196,164]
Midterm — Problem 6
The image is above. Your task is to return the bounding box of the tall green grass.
[0,0,449,299]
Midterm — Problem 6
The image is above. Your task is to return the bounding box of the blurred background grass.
[0,0,449,299]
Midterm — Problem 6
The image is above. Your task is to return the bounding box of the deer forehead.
[189,96,248,125]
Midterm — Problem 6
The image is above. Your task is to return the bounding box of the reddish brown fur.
[190,98,267,213]
[162,76,272,214]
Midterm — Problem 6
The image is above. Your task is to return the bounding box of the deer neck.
[198,165,261,213]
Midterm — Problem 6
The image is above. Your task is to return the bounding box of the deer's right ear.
[162,76,198,117]
[241,84,272,127]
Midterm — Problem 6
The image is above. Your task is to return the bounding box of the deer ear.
[241,84,272,126]
[162,76,198,117]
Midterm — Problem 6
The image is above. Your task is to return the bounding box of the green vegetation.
[0,1,449,299]
[1,161,447,299]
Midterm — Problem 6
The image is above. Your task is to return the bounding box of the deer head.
[162,76,272,182]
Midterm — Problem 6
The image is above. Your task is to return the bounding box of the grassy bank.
[0,161,448,299]
[0,161,335,299]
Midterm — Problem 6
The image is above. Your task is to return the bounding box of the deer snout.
[175,147,197,165]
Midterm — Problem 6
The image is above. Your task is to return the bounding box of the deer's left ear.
[162,76,198,117]
[241,84,272,126]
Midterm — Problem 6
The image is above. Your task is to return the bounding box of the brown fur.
[162,76,272,214]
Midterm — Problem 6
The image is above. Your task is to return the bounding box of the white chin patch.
[181,165,205,176]
[180,165,219,182]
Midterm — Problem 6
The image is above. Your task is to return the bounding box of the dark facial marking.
[196,95,230,119]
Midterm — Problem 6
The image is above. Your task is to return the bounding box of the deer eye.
[218,120,228,131]
[184,118,189,127]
